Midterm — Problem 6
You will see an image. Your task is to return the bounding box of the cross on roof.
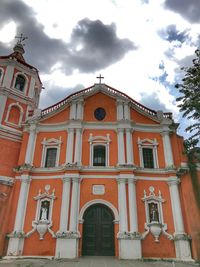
[15,33,28,45]
[96,74,104,84]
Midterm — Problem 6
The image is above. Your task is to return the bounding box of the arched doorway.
[82,204,115,256]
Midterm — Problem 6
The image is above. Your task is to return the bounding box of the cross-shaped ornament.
[96,74,104,84]
[15,33,28,45]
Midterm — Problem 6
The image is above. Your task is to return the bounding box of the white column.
[66,128,74,163]
[117,178,128,232]
[128,178,138,232]
[25,124,37,164]
[0,94,7,124]
[55,176,72,258]
[124,102,130,120]
[69,177,80,232]
[117,100,123,120]
[126,128,133,165]
[59,177,71,232]
[168,177,191,260]
[74,128,82,165]
[76,100,83,120]
[3,65,14,88]
[162,131,174,167]
[7,174,31,256]
[117,129,125,165]
[126,177,142,259]
[70,101,76,119]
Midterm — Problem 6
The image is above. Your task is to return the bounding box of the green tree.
[175,49,200,149]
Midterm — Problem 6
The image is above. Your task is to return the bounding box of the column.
[69,177,80,232]
[168,177,191,260]
[116,100,123,120]
[58,177,71,232]
[3,65,14,88]
[117,129,125,165]
[55,176,71,258]
[25,124,37,164]
[0,94,7,124]
[124,102,130,120]
[128,178,138,232]
[117,178,128,232]
[127,178,142,259]
[7,175,31,256]
[70,101,76,119]
[76,100,83,120]
[74,128,82,165]
[162,131,174,167]
[66,128,74,163]
[126,128,134,165]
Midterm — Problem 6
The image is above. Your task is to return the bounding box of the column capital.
[62,176,71,183]
[20,174,32,184]
[127,177,137,184]
[125,128,133,133]
[67,128,74,133]
[117,128,124,133]
[161,130,170,137]
[117,177,127,184]
[167,177,180,186]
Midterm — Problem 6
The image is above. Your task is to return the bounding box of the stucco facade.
[0,43,199,260]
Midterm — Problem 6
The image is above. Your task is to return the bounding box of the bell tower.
[0,35,42,255]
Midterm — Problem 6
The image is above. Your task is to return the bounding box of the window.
[89,133,111,167]
[138,138,159,169]
[5,102,23,127]
[0,68,4,85]
[142,148,154,168]
[41,137,62,168]
[45,148,57,167]
[14,74,26,91]
[93,145,106,166]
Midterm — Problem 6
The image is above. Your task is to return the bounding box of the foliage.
[175,49,200,149]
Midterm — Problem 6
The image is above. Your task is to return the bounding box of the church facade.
[0,42,199,260]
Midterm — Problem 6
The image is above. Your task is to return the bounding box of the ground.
[0,257,199,267]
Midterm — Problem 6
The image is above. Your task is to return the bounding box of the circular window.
[94,107,106,121]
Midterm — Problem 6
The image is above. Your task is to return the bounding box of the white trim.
[89,133,111,167]
[79,199,119,223]
[41,137,62,167]
[138,138,159,168]
[5,102,24,127]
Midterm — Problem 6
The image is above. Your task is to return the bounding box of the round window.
[94,107,106,121]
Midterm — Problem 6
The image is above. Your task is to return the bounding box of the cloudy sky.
[0,0,199,139]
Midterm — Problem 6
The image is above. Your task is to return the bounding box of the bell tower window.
[14,74,26,91]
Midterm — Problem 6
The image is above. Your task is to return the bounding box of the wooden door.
[82,204,115,256]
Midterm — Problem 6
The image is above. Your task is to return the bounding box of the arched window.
[93,145,106,166]
[5,102,23,127]
[14,74,26,91]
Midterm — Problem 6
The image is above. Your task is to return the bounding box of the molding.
[79,199,119,223]
[0,176,14,186]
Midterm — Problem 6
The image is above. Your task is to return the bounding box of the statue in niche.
[149,202,159,222]
[39,200,50,221]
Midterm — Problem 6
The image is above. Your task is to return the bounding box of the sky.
[0,0,199,139]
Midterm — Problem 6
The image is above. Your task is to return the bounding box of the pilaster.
[66,128,74,164]
[7,174,31,256]
[162,131,174,167]
[25,124,37,164]
[168,177,191,260]
[125,128,134,164]
[117,129,125,165]
[74,128,82,165]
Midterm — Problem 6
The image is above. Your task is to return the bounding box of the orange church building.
[0,41,199,260]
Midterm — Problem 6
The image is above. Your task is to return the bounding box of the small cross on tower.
[15,33,28,45]
[96,74,104,84]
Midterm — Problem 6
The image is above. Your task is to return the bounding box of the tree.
[175,49,200,149]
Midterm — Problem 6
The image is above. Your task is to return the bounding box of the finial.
[96,74,104,84]
[15,33,28,46]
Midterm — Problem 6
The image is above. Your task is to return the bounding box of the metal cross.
[96,74,104,84]
[15,33,28,45]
